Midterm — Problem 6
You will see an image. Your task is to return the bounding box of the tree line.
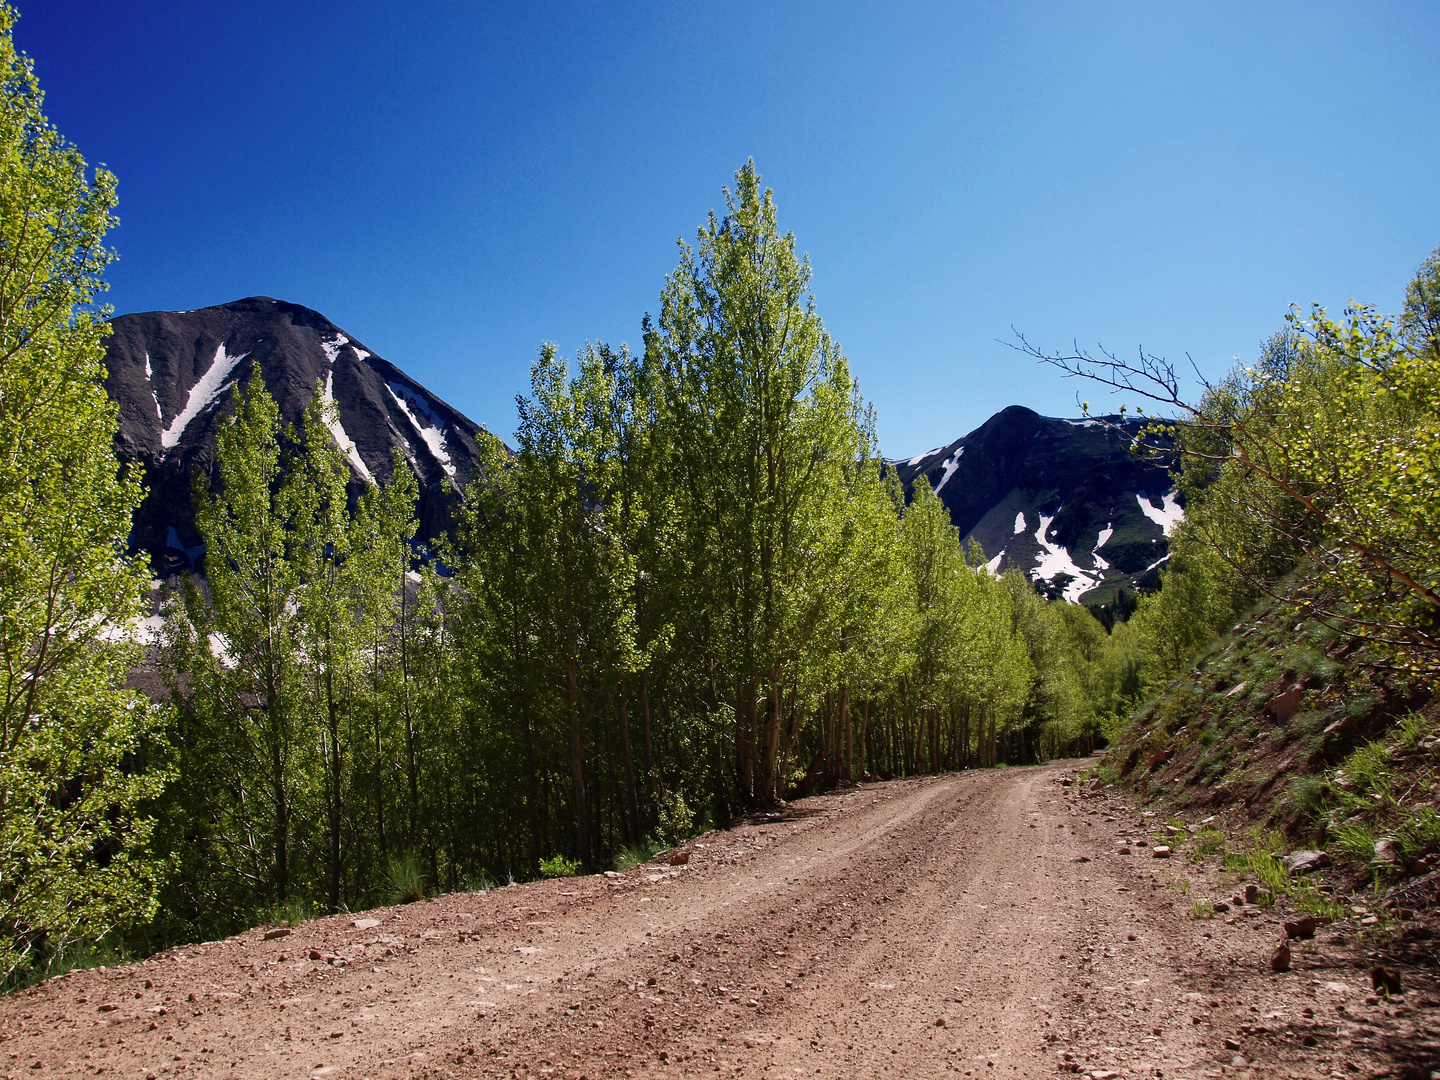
[0,19,1110,978]
[144,166,1108,950]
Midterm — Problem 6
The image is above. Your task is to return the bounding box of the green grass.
[1287,775,1326,816]
[1190,827,1226,862]
[613,838,665,871]
[386,852,427,903]
[261,894,317,927]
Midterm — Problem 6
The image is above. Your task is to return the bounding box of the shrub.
[656,790,695,846]
[539,855,581,879]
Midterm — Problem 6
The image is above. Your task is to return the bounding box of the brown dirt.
[4,760,1438,1080]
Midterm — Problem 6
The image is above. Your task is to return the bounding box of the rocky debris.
[1151,845,1171,858]
[263,927,291,940]
[1284,916,1323,940]
[1277,850,1329,874]
[1244,883,1261,904]
[1270,940,1292,972]
[1371,965,1403,996]
[1212,899,1231,913]
[668,851,690,866]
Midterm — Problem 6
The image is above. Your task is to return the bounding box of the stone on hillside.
[1270,941,1291,972]
[263,927,291,940]
[1373,839,1400,865]
[1264,686,1303,722]
[1284,916,1322,940]
[1277,850,1329,874]
[669,851,690,866]
[1244,884,1260,904]
[1152,845,1171,858]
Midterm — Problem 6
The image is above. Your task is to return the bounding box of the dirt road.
[4,760,1436,1080]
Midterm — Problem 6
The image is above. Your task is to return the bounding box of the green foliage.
[0,3,170,983]
[539,855,581,879]
[386,853,426,905]
[655,790,695,846]
[613,840,664,871]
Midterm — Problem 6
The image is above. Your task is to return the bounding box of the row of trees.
[144,166,1108,948]
[0,25,1109,969]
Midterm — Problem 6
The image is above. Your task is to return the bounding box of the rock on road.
[3,760,1432,1079]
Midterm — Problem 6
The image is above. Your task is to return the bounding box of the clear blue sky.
[19,2,1440,456]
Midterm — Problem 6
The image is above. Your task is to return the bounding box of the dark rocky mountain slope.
[104,299,1177,604]
[888,405,1181,606]
[104,297,486,576]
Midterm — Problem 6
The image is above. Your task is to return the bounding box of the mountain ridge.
[104,298,1180,604]
[104,296,486,576]
[887,404,1181,606]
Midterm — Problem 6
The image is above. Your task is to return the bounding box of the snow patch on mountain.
[322,370,373,482]
[905,446,945,466]
[161,344,250,452]
[1136,490,1184,536]
[933,447,963,493]
[985,550,1005,578]
[1031,512,1101,604]
[1092,523,1114,570]
[144,353,162,419]
[319,334,350,364]
[387,382,454,477]
[1014,511,1027,535]
[165,526,205,568]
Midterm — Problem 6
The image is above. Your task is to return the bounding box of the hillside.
[889,406,1180,607]
[104,297,488,575]
[1100,593,1440,960]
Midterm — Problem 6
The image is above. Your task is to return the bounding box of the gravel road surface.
[4,760,1436,1079]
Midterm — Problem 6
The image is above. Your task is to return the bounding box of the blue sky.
[20,2,1440,455]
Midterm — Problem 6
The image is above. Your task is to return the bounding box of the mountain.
[103,299,1178,601]
[888,405,1181,607]
[104,297,487,576]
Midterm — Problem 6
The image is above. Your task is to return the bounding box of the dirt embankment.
[3,762,1437,1080]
